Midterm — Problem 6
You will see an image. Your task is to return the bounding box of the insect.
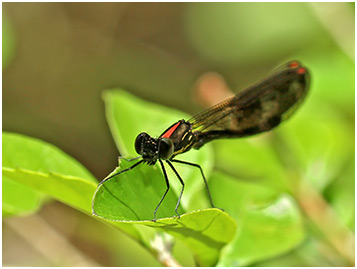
[94,61,310,221]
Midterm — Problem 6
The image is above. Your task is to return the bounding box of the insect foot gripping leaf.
[92,158,185,221]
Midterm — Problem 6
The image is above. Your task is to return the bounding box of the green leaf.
[2,132,95,216]
[209,171,305,266]
[3,167,141,241]
[3,168,96,213]
[325,157,355,231]
[276,99,354,191]
[2,132,142,240]
[92,159,237,266]
[213,136,288,192]
[2,131,97,213]
[95,195,236,267]
[92,158,186,221]
[3,132,96,182]
[3,175,46,217]
[145,209,237,267]
[255,237,338,267]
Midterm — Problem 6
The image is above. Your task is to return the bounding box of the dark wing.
[189,61,310,149]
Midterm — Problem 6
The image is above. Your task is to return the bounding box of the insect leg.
[166,161,184,218]
[154,160,170,221]
[97,159,144,187]
[172,159,216,208]
[120,156,142,162]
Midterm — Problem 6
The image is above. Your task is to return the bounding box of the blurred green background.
[3,2,354,266]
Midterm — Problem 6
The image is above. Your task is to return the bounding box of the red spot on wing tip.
[297,67,306,74]
[289,61,300,68]
[161,122,180,138]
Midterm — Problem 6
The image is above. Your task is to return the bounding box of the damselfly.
[94,61,310,221]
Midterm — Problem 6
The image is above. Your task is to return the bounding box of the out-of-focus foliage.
[185,3,325,65]
[210,172,305,266]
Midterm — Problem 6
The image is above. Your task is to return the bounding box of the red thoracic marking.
[161,122,181,138]
[297,67,306,74]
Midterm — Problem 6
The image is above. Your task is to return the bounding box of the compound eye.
[135,132,149,155]
[158,138,174,160]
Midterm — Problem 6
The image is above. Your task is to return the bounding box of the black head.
[134,132,174,163]
[135,133,174,161]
